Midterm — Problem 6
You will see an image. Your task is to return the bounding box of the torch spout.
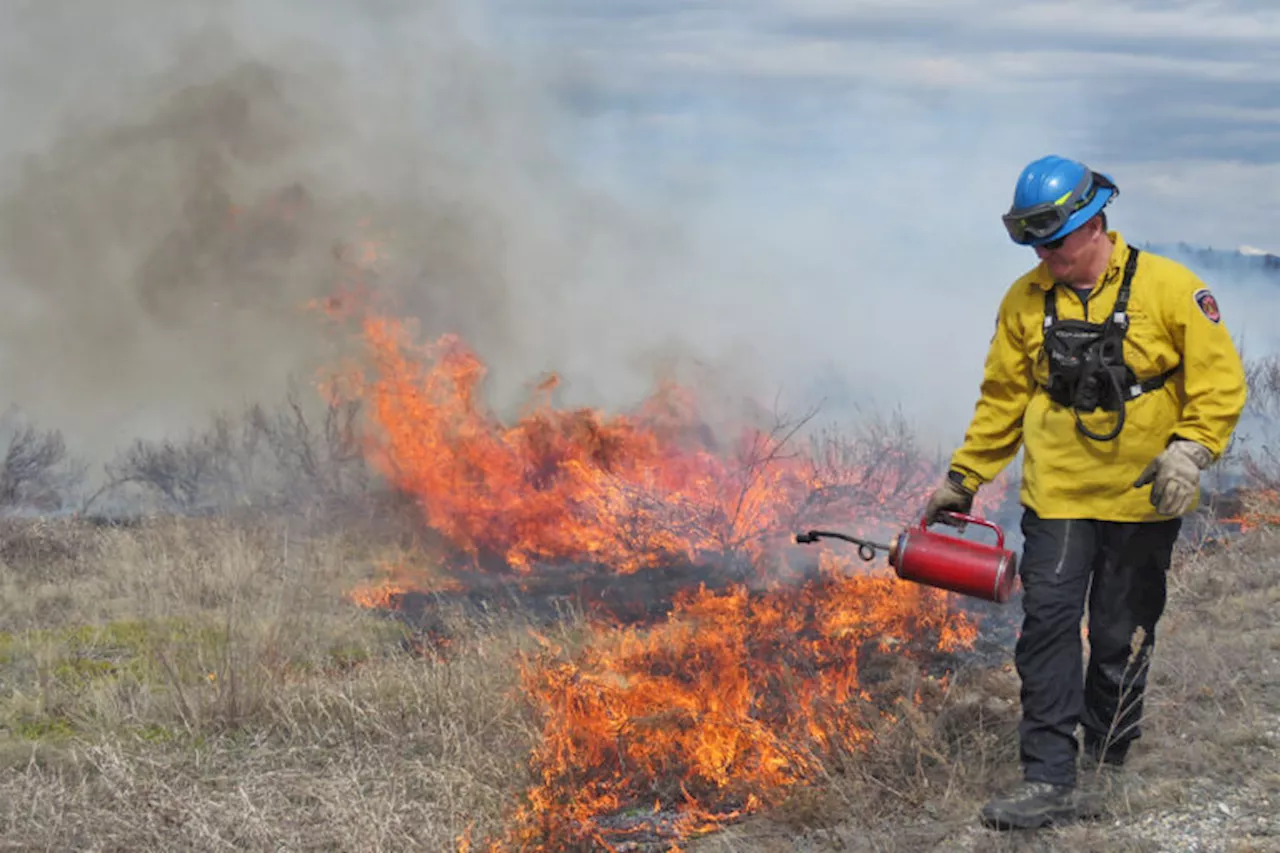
[793,530,893,562]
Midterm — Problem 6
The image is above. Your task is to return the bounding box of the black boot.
[980,780,1078,830]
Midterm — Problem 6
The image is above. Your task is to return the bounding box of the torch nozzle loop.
[793,530,892,562]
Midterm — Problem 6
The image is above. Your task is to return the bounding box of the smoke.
[1142,245,1280,358]
[0,1,683,461]
[2,1,1276,471]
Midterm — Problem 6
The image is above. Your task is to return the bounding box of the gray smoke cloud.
[0,2,699,461]
[2,0,1276,473]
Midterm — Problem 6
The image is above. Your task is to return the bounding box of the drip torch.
[794,512,1019,604]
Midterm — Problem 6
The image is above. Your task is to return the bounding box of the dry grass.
[0,515,545,851]
[2,514,1277,852]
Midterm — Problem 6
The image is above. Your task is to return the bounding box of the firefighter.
[924,155,1248,830]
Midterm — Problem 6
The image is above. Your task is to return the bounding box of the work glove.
[1133,439,1213,517]
[924,475,974,527]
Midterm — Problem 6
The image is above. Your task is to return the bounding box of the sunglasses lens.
[1041,236,1066,250]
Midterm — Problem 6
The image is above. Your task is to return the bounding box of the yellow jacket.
[950,232,1247,521]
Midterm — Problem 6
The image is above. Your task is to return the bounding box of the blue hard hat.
[1002,155,1118,246]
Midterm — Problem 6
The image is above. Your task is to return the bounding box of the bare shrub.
[0,411,85,512]
[93,385,373,517]
[1220,355,1280,527]
[102,425,235,513]
[1244,355,1280,420]
[801,407,934,521]
[255,387,368,501]
[1241,356,1280,488]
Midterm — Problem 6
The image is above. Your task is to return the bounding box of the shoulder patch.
[1193,288,1221,323]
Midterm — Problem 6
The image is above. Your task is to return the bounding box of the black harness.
[1038,248,1180,442]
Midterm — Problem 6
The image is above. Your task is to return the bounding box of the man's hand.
[1133,439,1213,516]
[925,475,975,527]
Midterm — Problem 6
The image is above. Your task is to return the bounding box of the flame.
[313,244,1002,849]
[344,577,409,610]
[345,556,465,610]
[323,305,947,579]
[494,552,976,849]
[1220,488,1280,532]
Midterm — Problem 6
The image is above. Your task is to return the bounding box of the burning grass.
[1,294,1276,850]
[0,510,986,852]
[302,304,1009,847]
[492,557,978,851]
[0,312,1008,850]
[2,515,1275,852]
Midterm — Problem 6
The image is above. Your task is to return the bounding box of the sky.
[0,0,1277,457]
[489,0,1280,242]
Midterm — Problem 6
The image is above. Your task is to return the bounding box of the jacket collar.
[1028,231,1130,292]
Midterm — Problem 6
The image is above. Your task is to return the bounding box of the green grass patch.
[12,715,75,742]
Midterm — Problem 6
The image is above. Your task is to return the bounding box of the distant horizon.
[1148,241,1280,259]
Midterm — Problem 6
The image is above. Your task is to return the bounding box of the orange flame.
[324,305,952,580]
[314,244,1001,849]
[344,557,464,610]
[494,553,976,849]
[1220,488,1280,532]
[344,577,409,610]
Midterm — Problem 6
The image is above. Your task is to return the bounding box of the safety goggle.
[1002,171,1116,246]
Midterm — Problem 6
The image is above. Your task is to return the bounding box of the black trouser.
[1015,508,1181,787]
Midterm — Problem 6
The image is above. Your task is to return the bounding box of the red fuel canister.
[887,512,1018,603]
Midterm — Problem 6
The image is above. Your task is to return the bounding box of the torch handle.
[921,512,1005,549]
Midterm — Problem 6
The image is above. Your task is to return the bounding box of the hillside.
[1146,243,1280,287]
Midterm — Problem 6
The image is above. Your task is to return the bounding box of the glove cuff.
[947,469,978,494]
[1172,439,1213,470]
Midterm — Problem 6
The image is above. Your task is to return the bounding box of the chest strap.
[1042,247,1180,403]
[1040,247,1181,441]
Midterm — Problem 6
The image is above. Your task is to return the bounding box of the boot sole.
[980,803,1079,831]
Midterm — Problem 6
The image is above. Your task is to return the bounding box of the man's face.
[1035,220,1100,283]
